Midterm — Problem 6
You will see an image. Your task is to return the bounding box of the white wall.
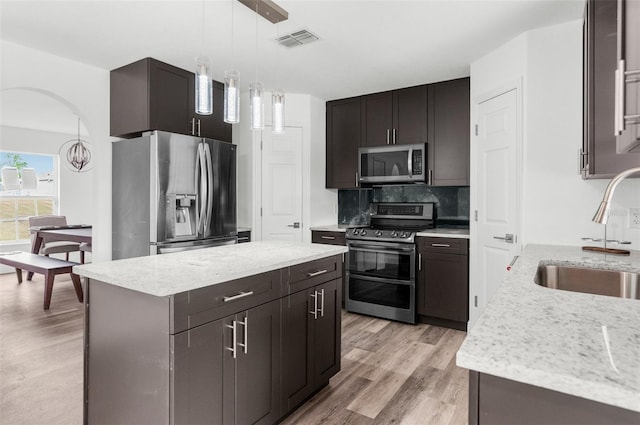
[472,19,639,250]
[1,41,111,261]
[525,20,639,247]
[469,19,640,327]
[234,92,337,242]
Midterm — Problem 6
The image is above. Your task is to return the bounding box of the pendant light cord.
[231,0,235,68]
[201,0,205,53]
[255,4,259,81]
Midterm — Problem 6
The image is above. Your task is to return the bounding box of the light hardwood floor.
[0,272,468,425]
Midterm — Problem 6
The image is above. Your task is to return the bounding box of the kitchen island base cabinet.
[172,300,281,425]
[282,279,342,414]
[83,253,343,425]
[469,371,640,425]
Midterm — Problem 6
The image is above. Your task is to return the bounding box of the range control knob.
[399,232,407,238]
[361,230,367,236]
[391,231,398,238]
[352,229,359,235]
[375,230,382,237]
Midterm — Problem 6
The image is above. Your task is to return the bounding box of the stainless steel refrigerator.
[112,131,236,259]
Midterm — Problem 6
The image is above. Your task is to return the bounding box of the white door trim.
[469,78,524,330]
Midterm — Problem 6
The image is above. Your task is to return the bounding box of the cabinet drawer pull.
[307,269,328,278]
[223,291,254,302]
[431,243,451,248]
[321,236,336,240]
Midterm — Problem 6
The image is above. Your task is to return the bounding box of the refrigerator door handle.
[204,143,214,235]
[194,143,201,234]
[195,143,207,236]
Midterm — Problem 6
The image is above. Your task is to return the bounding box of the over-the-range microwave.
[358,143,427,185]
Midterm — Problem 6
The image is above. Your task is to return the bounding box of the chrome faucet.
[593,166,640,224]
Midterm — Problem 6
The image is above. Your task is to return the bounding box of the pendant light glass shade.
[195,56,213,115]
[224,70,240,124]
[272,89,285,134]
[250,82,264,130]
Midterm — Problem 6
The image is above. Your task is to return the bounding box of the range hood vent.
[276,29,319,48]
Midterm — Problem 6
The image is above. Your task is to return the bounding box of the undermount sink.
[534,264,640,300]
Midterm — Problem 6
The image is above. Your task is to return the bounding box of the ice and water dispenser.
[166,193,197,238]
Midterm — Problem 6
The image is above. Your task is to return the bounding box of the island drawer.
[171,269,282,333]
[286,255,341,294]
[417,237,468,255]
[311,230,346,246]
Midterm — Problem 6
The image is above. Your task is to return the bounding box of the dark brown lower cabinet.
[85,255,343,425]
[310,230,347,308]
[172,300,281,425]
[416,237,469,331]
[282,279,341,414]
[469,371,640,424]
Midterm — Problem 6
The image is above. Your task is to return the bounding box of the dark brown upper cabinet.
[583,0,640,178]
[615,0,640,154]
[110,57,232,143]
[362,85,429,146]
[326,78,469,189]
[428,77,471,186]
[326,97,362,189]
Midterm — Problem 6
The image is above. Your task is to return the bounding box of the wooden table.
[29,226,92,280]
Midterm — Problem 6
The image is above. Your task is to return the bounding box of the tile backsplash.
[338,185,469,226]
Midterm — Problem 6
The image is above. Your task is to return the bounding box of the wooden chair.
[80,242,92,264]
[28,215,81,261]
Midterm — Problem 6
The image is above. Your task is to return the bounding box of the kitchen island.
[74,241,348,425]
[457,244,640,424]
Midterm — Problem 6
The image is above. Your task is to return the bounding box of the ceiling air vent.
[276,29,319,48]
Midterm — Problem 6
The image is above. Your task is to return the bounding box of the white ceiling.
[1,0,584,134]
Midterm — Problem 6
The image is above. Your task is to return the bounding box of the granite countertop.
[456,244,640,412]
[310,225,469,239]
[416,228,469,239]
[309,225,352,232]
[74,241,347,297]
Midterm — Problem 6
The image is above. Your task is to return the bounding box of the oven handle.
[347,242,416,253]
[347,272,415,286]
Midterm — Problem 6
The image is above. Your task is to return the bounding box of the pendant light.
[271,23,285,134]
[224,0,240,123]
[60,117,93,173]
[250,5,264,130]
[195,0,213,116]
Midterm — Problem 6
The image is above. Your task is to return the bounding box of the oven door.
[346,241,415,281]
[345,241,416,323]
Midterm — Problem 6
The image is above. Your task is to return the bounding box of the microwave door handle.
[407,147,413,177]
[204,143,214,235]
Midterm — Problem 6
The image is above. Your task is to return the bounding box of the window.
[0,152,57,243]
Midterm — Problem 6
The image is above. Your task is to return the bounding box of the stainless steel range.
[345,202,435,324]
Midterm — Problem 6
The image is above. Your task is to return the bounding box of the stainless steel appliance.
[112,131,237,259]
[358,143,427,185]
[345,202,435,324]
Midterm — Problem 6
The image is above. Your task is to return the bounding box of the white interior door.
[474,88,521,322]
[260,127,303,242]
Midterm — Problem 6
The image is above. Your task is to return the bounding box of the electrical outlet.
[630,208,640,229]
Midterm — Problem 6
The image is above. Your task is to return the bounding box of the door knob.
[287,222,301,229]
[493,233,514,243]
